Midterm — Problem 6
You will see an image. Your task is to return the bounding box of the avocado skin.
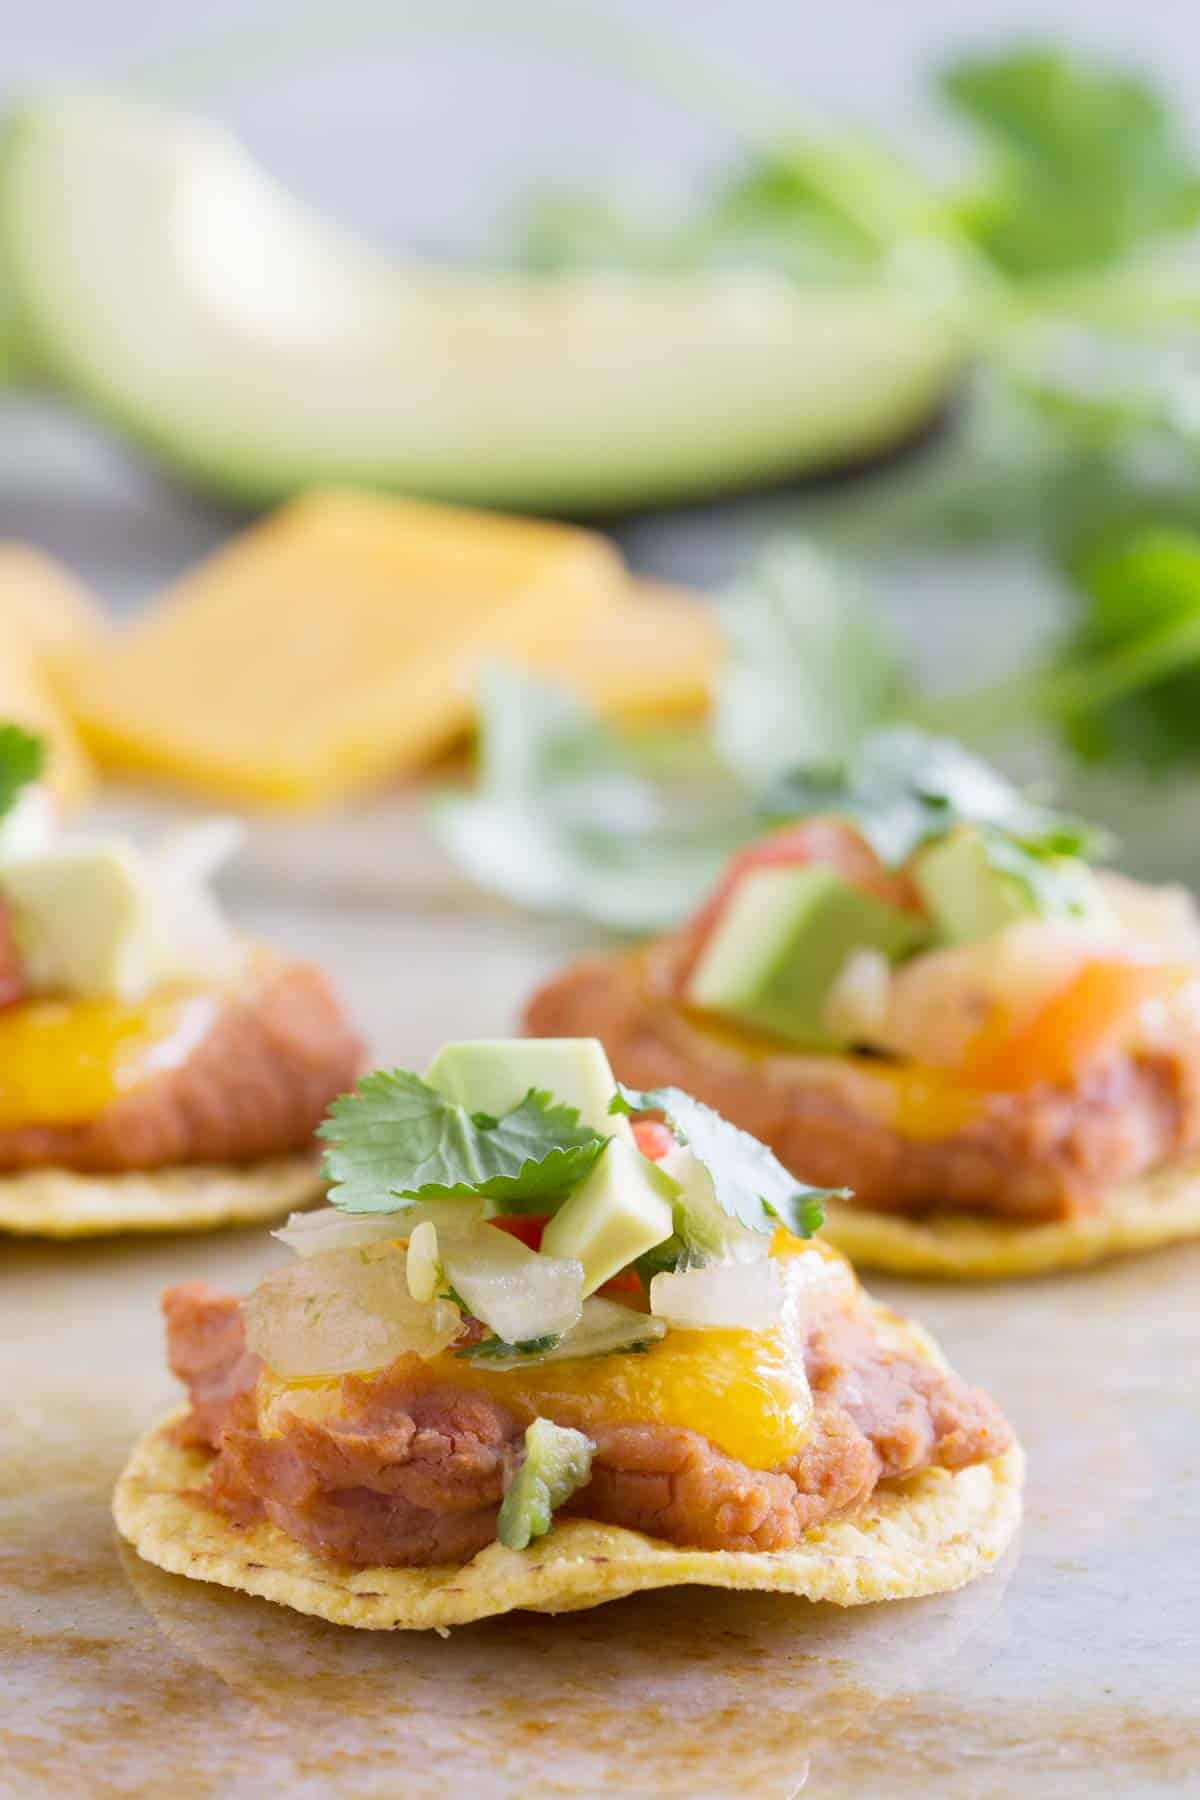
[687,864,929,1050]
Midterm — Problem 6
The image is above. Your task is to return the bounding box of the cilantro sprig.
[765,726,1108,870]
[319,1071,607,1214]
[0,724,44,821]
[610,1085,840,1241]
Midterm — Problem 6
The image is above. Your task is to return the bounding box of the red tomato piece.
[488,1214,547,1251]
[632,1118,675,1162]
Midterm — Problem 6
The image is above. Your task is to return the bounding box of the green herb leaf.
[610,1085,839,1239]
[497,1418,594,1551]
[714,540,904,785]
[942,48,1200,278]
[457,1332,562,1362]
[975,827,1097,917]
[429,664,751,934]
[767,725,1108,866]
[1055,522,1200,768]
[318,1072,607,1213]
[0,724,44,820]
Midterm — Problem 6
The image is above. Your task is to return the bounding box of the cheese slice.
[524,578,719,725]
[59,489,629,810]
[0,543,104,657]
[0,544,101,809]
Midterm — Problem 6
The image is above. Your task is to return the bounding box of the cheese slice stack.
[58,490,719,810]
[0,545,100,808]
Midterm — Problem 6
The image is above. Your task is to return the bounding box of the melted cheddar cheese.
[0,987,218,1128]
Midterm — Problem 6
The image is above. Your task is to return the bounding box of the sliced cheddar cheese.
[523,578,719,725]
[59,489,627,811]
[0,545,102,809]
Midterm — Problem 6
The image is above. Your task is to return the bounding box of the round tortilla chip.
[820,1151,1200,1279]
[0,1153,323,1238]
[113,1413,1023,1631]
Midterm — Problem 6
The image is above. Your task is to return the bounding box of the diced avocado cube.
[687,865,928,1050]
[497,1417,594,1550]
[425,1038,633,1142]
[915,827,1099,945]
[0,839,163,1001]
[540,1138,676,1295]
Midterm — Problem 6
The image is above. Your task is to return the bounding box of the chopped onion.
[659,1145,769,1265]
[273,1198,484,1258]
[824,948,892,1044]
[476,1295,665,1369]
[406,1220,441,1304]
[650,1260,784,1331]
[441,1225,583,1345]
[243,1244,461,1376]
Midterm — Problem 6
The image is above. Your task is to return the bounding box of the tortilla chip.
[820,1150,1200,1279]
[113,1408,1022,1630]
[0,1153,323,1238]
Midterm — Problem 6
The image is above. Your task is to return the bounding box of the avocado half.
[1,86,965,513]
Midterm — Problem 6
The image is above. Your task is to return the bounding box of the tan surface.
[4,887,1200,1796]
[0,1152,323,1238]
[821,1151,1200,1277]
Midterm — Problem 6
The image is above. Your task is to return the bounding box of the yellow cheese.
[0,544,104,657]
[521,577,719,725]
[0,545,102,810]
[59,489,628,811]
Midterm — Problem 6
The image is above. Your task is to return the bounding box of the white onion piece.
[659,1145,769,1265]
[650,1259,784,1331]
[244,1245,461,1376]
[273,1198,484,1258]
[1095,871,1200,960]
[477,1296,666,1370]
[824,947,891,1044]
[406,1220,441,1303]
[441,1226,583,1345]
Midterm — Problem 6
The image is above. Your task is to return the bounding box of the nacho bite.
[0,726,362,1236]
[114,1037,1020,1628]
[526,728,1200,1277]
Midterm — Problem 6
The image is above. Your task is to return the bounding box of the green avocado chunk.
[686,864,928,1049]
[914,829,1037,944]
[424,1038,633,1144]
[540,1137,676,1295]
[0,87,962,513]
[497,1418,595,1550]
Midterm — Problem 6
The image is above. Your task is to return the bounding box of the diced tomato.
[632,1118,675,1162]
[0,906,24,1010]
[959,957,1187,1092]
[489,1214,547,1251]
[599,1268,643,1296]
[676,818,925,985]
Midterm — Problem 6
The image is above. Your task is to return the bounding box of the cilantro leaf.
[610,1085,841,1239]
[429,664,750,934]
[714,540,904,786]
[942,48,1200,278]
[457,1332,562,1362]
[318,1072,606,1214]
[767,726,1108,867]
[0,724,44,820]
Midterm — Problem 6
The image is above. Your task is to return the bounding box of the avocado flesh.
[915,830,1036,945]
[687,864,928,1049]
[540,1138,676,1295]
[0,840,162,1001]
[0,87,965,513]
[424,1038,634,1144]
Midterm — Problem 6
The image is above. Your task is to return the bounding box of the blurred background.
[5,0,1200,906]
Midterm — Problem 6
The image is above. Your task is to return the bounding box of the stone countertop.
[2,889,1198,1800]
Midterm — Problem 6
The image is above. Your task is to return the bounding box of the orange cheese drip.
[0,987,219,1128]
